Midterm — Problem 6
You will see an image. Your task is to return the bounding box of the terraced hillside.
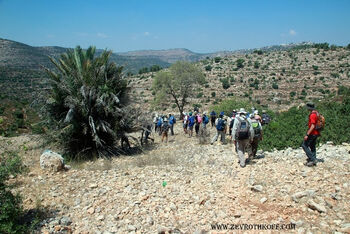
[129,45,350,111]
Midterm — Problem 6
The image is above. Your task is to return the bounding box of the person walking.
[250,114,263,158]
[302,102,321,167]
[168,113,176,136]
[183,112,188,134]
[157,115,163,136]
[211,111,226,145]
[199,112,210,144]
[210,110,217,127]
[188,112,195,137]
[253,110,262,124]
[232,108,254,168]
[161,118,170,143]
[195,112,201,136]
[153,113,159,133]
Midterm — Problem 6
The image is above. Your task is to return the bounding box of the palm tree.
[44,46,134,159]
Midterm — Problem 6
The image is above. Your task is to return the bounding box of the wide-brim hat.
[203,111,207,115]
[306,102,315,110]
[238,108,247,114]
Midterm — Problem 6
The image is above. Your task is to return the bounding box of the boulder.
[40,150,64,172]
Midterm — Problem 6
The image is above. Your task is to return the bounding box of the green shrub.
[220,78,230,89]
[272,83,279,89]
[214,57,221,63]
[260,88,350,151]
[0,151,28,233]
[211,92,216,98]
[236,58,245,68]
[205,65,212,71]
[196,92,203,98]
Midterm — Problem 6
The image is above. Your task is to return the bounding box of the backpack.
[236,117,250,140]
[251,119,261,138]
[216,118,225,131]
[314,111,325,131]
[197,115,202,123]
[162,122,169,132]
[203,116,209,124]
[157,118,163,127]
[262,114,271,125]
[189,116,195,126]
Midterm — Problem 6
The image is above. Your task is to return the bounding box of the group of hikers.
[143,102,323,168]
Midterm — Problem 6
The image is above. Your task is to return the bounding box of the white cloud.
[97,33,108,38]
[289,29,297,36]
[144,32,150,36]
[46,34,55,38]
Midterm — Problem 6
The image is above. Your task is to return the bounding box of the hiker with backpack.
[157,115,163,135]
[161,118,170,143]
[195,112,202,136]
[254,110,262,123]
[210,110,217,127]
[187,112,195,137]
[211,111,227,145]
[169,113,176,136]
[199,112,210,144]
[201,112,209,129]
[302,102,324,167]
[232,108,255,168]
[250,114,263,158]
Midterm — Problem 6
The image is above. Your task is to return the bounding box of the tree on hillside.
[44,46,137,159]
[152,61,205,118]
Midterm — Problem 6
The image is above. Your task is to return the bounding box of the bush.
[272,83,279,89]
[236,58,245,69]
[260,87,350,151]
[205,65,212,71]
[254,61,260,69]
[214,57,221,63]
[0,151,28,233]
[211,92,216,98]
[220,78,230,89]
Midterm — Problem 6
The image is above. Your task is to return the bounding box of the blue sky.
[0,0,349,53]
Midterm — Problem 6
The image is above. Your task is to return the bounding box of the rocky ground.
[2,124,350,233]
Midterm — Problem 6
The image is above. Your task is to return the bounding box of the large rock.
[40,150,64,172]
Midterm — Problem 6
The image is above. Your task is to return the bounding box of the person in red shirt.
[302,102,320,166]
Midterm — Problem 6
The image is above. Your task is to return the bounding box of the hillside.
[3,125,350,233]
[129,45,350,111]
[0,38,172,100]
